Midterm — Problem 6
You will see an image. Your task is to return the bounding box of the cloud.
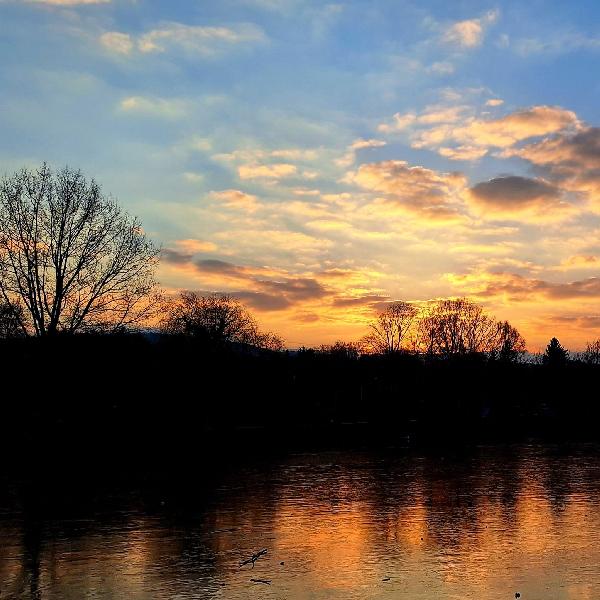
[427,61,455,75]
[233,291,291,311]
[118,96,188,119]
[174,239,217,253]
[100,32,133,55]
[346,160,467,222]
[101,23,265,57]
[412,105,579,153]
[208,189,260,212]
[442,10,498,48]
[485,98,504,107]
[514,32,600,57]
[188,258,331,310]
[238,163,297,180]
[505,126,600,169]
[467,175,574,222]
[503,127,600,210]
[27,0,109,4]
[378,112,417,133]
[557,255,600,271]
[332,294,390,309]
[350,139,386,150]
[378,105,467,134]
[161,248,194,265]
[336,138,387,167]
[447,270,600,302]
[438,145,488,161]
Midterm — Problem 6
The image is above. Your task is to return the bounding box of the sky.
[1,0,600,349]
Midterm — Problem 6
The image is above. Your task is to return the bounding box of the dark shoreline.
[2,333,600,476]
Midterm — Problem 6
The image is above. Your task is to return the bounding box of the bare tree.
[362,301,418,354]
[582,339,600,365]
[0,165,159,335]
[492,320,527,361]
[161,292,284,350]
[414,298,525,357]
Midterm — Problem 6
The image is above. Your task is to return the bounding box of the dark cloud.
[470,176,560,209]
[333,294,390,308]
[194,259,245,276]
[233,291,291,311]
[161,248,193,264]
[257,277,328,301]
[553,314,600,329]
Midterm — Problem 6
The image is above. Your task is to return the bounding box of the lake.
[1,444,600,599]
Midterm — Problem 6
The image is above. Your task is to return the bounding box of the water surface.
[1,444,600,599]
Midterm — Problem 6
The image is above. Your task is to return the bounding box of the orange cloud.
[556,255,600,271]
[174,239,217,253]
[442,10,498,48]
[447,270,600,302]
[413,105,579,151]
[346,160,468,222]
[208,189,260,212]
[503,127,600,210]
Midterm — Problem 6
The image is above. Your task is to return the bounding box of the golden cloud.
[208,189,260,212]
[413,105,579,151]
[439,145,488,161]
[556,255,600,271]
[238,163,297,180]
[447,270,600,303]
[346,160,468,222]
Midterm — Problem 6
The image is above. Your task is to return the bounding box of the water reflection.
[1,445,600,599]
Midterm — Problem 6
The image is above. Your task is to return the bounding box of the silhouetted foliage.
[543,337,568,367]
[319,341,360,360]
[1,330,599,468]
[0,299,25,338]
[582,339,600,365]
[0,164,159,335]
[493,320,527,362]
[161,291,283,350]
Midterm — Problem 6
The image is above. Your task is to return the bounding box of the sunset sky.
[2,0,600,349]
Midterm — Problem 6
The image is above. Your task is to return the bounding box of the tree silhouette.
[0,165,159,335]
[543,337,568,367]
[415,298,502,356]
[494,320,527,362]
[161,291,283,350]
[362,301,417,353]
[582,339,600,365]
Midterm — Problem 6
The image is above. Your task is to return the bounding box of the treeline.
[3,164,600,465]
[1,323,600,470]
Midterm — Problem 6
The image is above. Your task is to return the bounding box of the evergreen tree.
[543,337,568,367]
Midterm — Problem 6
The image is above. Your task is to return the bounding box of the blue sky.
[2,0,600,348]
